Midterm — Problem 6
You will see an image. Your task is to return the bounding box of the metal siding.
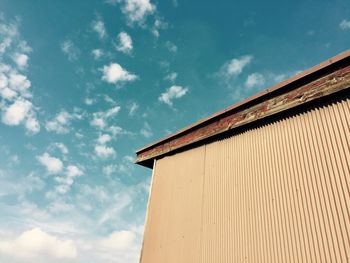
[140,98,350,263]
[140,146,206,263]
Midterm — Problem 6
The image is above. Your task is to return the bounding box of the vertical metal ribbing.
[140,97,350,263]
[197,98,350,263]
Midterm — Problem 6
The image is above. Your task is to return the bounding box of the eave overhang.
[135,50,350,168]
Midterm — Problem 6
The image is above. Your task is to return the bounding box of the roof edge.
[135,49,350,167]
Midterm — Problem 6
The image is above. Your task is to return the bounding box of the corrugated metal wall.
[140,97,350,263]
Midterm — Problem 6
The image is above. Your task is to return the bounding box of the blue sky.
[0,0,349,262]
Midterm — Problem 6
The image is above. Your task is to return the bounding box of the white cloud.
[220,55,252,78]
[105,106,121,118]
[99,230,136,250]
[37,153,63,174]
[128,102,138,116]
[97,134,112,144]
[0,228,77,260]
[0,20,19,54]
[340,19,350,30]
[60,40,79,61]
[91,49,104,60]
[103,94,117,105]
[77,184,109,205]
[0,171,45,198]
[92,18,107,39]
[124,155,134,162]
[50,142,69,155]
[94,130,117,159]
[103,155,134,176]
[66,165,83,178]
[101,63,137,85]
[13,53,29,69]
[140,121,152,138]
[75,132,84,139]
[25,116,40,134]
[245,72,265,88]
[165,41,177,52]
[90,106,121,130]
[159,85,188,106]
[0,73,8,89]
[48,201,74,214]
[95,145,116,159]
[230,69,302,100]
[52,165,83,195]
[116,0,156,25]
[0,87,17,100]
[108,125,125,136]
[151,18,168,37]
[84,97,96,105]
[115,32,133,54]
[1,98,39,134]
[0,169,149,263]
[9,72,31,94]
[45,111,80,134]
[17,40,32,54]
[1,99,32,125]
[103,164,117,176]
[164,72,177,83]
[0,19,40,134]
[90,116,106,129]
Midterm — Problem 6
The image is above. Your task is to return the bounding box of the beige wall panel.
[140,145,206,263]
[140,98,350,263]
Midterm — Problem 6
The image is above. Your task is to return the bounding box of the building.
[135,50,350,262]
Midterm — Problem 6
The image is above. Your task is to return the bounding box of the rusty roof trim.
[135,50,350,168]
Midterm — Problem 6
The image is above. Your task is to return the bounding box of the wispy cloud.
[49,142,69,155]
[127,101,139,116]
[245,72,265,89]
[92,17,107,39]
[60,40,79,61]
[164,72,177,83]
[140,121,153,138]
[45,110,82,134]
[220,55,253,79]
[53,165,84,194]
[339,19,350,30]
[0,19,19,54]
[0,173,148,263]
[0,170,45,198]
[151,17,168,37]
[91,49,104,60]
[159,85,188,106]
[231,69,302,101]
[84,97,97,105]
[90,106,121,130]
[103,155,135,176]
[165,41,177,52]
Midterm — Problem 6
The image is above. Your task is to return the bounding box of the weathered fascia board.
[136,63,350,168]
